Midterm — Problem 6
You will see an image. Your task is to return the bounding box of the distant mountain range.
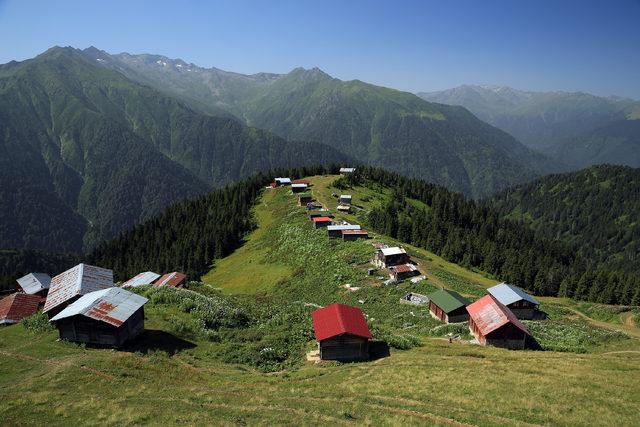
[419,85,640,169]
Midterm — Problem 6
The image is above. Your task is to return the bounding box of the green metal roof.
[427,289,470,313]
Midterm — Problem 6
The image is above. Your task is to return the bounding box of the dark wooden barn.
[298,193,313,206]
[466,295,531,349]
[50,287,148,347]
[342,229,369,241]
[427,289,470,323]
[312,303,372,362]
[487,283,540,320]
[312,216,333,228]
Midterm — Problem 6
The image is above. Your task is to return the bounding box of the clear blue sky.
[1,0,639,98]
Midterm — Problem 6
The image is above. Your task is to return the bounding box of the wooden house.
[339,195,352,204]
[340,167,356,174]
[374,246,410,268]
[298,193,313,206]
[389,263,419,281]
[327,224,361,238]
[16,273,51,299]
[291,183,308,193]
[274,177,291,186]
[43,264,114,319]
[312,216,333,228]
[50,287,147,347]
[342,229,369,241]
[121,271,161,288]
[487,283,540,320]
[155,272,187,288]
[0,293,41,325]
[427,289,470,323]
[312,303,372,361]
[292,179,311,186]
[467,295,531,349]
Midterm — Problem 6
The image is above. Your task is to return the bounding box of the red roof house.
[467,295,530,349]
[312,303,372,361]
[155,272,187,288]
[312,216,333,229]
[0,293,42,325]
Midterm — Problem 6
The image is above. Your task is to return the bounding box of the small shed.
[0,293,41,325]
[155,272,187,288]
[292,179,310,186]
[467,295,531,349]
[312,303,372,361]
[121,271,161,288]
[306,202,323,211]
[298,193,313,206]
[487,283,540,320]
[50,287,148,347]
[400,292,429,306]
[312,216,333,228]
[389,263,419,281]
[342,229,369,241]
[340,167,356,174]
[291,183,308,193]
[374,246,410,268]
[274,177,292,186]
[339,195,352,204]
[16,273,51,297]
[43,263,114,318]
[427,289,470,323]
[337,204,351,213]
[327,224,361,239]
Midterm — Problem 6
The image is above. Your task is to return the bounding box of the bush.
[21,311,54,334]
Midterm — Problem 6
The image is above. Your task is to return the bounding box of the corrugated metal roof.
[50,287,148,327]
[155,272,187,288]
[122,271,161,288]
[291,183,308,188]
[380,247,406,256]
[312,303,372,341]
[312,216,333,222]
[487,283,540,307]
[342,230,368,235]
[467,295,529,336]
[327,224,361,231]
[339,195,352,199]
[0,293,41,324]
[391,263,418,274]
[427,289,469,313]
[275,177,291,184]
[16,273,51,294]
[340,168,356,173]
[292,179,310,185]
[43,264,114,313]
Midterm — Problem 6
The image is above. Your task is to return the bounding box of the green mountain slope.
[419,85,640,168]
[86,49,557,198]
[490,165,640,274]
[0,47,350,251]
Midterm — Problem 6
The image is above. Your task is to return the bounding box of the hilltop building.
[340,167,356,174]
[291,183,308,193]
[342,230,369,241]
[327,224,361,239]
[487,283,540,320]
[389,263,419,281]
[428,289,470,323]
[339,195,352,204]
[312,216,333,228]
[298,193,313,206]
[312,303,371,361]
[467,295,531,349]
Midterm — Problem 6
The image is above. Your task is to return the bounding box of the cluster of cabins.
[0,264,188,347]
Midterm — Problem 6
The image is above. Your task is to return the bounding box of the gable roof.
[291,183,308,188]
[428,289,470,313]
[16,273,51,294]
[380,247,406,256]
[312,216,333,222]
[275,177,291,184]
[339,194,352,199]
[340,167,356,173]
[327,224,361,231]
[487,283,540,306]
[391,263,418,274]
[312,303,372,341]
[50,287,148,327]
[122,272,161,288]
[466,295,529,336]
[0,293,41,324]
[155,272,186,288]
[43,264,113,313]
[342,229,368,235]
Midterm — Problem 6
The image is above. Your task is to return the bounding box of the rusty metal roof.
[43,264,114,313]
[327,224,361,231]
[0,293,41,325]
[16,273,51,294]
[50,287,148,327]
[342,229,368,235]
[466,295,529,337]
[122,271,161,288]
[391,263,417,274]
[155,272,187,288]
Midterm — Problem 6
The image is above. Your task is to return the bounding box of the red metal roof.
[155,272,187,288]
[0,293,41,324]
[312,303,372,341]
[466,295,529,337]
[342,230,369,235]
[391,263,416,273]
[292,179,310,185]
[312,216,332,222]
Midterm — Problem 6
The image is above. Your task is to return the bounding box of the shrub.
[21,311,54,334]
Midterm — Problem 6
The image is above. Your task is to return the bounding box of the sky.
[1,0,639,98]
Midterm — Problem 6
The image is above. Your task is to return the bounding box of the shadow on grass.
[123,329,196,355]
[369,340,391,360]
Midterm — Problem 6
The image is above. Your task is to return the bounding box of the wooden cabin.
[389,263,419,281]
[312,303,372,361]
[273,177,291,187]
[291,183,308,193]
[427,289,470,323]
[374,246,410,268]
[340,167,356,174]
[327,224,361,238]
[342,229,369,241]
[339,195,352,204]
[487,283,540,320]
[16,273,51,299]
[0,293,41,325]
[292,179,311,186]
[312,216,333,229]
[467,295,531,349]
[155,272,187,288]
[298,193,313,206]
[43,263,114,319]
[121,271,161,288]
[50,287,147,347]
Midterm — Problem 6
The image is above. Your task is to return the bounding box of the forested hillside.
[490,165,640,275]
[86,48,557,198]
[0,47,349,251]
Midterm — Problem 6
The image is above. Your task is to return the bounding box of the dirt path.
[566,308,640,339]
[621,312,636,327]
